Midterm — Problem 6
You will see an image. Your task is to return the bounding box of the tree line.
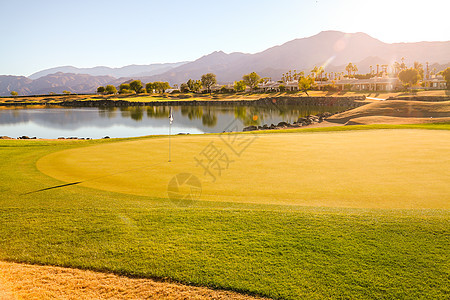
[95,64,450,96]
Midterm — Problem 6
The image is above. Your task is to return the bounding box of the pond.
[0,103,352,139]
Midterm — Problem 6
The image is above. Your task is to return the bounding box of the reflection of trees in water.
[12,109,21,118]
[96,103,350,125]
[98,107,117,118]
[234,107,260,126]
[120,107,130,118]
[233,104,347,126]
[202,108,217,127]
[147,106,170,118]
[130,107,144,121]
[118,107,144,121]
[181,106,203,120]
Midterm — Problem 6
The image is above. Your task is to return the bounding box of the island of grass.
[1,89,449,106]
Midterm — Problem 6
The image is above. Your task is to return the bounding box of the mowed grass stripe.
[37,129,450,209]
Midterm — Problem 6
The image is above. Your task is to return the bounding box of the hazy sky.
[1,0,448,76]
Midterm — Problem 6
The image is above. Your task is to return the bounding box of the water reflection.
[98,107,117,119]
[0,103,351,138]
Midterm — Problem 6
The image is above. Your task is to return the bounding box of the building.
[316,76,402,91]
[258,76,402,92]
[422,75,447,89]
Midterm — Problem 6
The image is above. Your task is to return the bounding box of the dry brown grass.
[327,100,450,124]
[0,261,267,300]
[346,116,450,125]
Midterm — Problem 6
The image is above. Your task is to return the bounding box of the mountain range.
[1,31,449,96]
[28,62,187,80]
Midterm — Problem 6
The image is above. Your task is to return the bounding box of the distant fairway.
[37,129,450,209]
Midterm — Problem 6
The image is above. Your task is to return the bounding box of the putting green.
[37,129,450,209]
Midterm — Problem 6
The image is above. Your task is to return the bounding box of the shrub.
[343,84,353,91]
[220,86,235,94]
[322,84,339,92]
[105,85,117,94]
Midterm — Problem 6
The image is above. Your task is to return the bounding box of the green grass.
[0,126,449,299]
[37,127,450,209]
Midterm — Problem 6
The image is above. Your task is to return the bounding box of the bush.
[119,83,130,94]
[322,84,339,92]
[180,83,189,93]
[220,86,235,94]
[343,84,353,91]
[105,85,117,94]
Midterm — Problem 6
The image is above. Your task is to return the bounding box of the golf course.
[1,122,449,299]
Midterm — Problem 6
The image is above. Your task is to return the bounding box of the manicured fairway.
[38,129,450,209]
[0,126,449,299]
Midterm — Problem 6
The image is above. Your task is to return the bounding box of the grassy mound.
[327,100,450,124]
[37,129,450,209]
[346,116,450,125]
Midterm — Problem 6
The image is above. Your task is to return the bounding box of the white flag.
[169,107,173,125]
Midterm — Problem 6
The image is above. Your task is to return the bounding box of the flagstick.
[169,123,171,162]
[168,107,172,162]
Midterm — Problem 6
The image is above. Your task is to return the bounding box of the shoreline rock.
[242,112,338,132]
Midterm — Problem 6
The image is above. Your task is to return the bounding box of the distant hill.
[2,31,449,95]
[0,76,33,96]
[28,62,188,80]
[0,73,115,96]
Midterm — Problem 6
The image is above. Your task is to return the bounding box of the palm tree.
[352,64,358,76]
[414,61,422,70]
[369,65,373,75]
[392,62,401,75]
[311,66,319,79]
[376,64,380,76]
[318,67,324,81]
[345,63,353,77]
[400,57,406,70]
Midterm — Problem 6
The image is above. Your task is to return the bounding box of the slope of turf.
[327,100,450,124]
[0,126,449,299]
[37,129,450,209]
